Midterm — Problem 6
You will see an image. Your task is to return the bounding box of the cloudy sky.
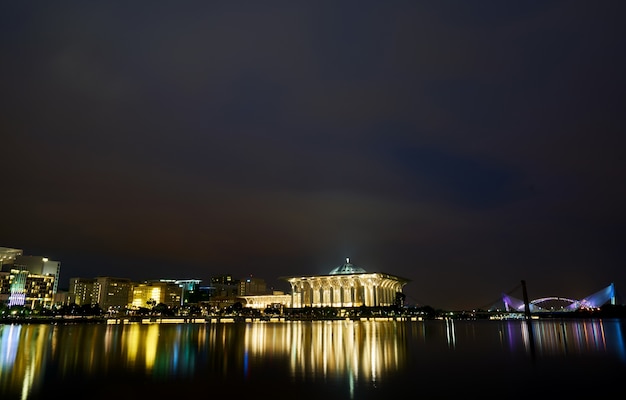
[2,1,625,310]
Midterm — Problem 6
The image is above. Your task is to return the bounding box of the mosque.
[281,258,410,308]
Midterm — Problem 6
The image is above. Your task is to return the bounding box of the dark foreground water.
[1,318,625,399]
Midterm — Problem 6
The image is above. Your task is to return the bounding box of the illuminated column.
[334,280,341,307]
[374,276,383,306]
[384,284,391,305]
[392,282,400,305]
[288,281,295,306]
[362,279,370,306]
[339,283,350,307]
[370,276,382,306]
[383,281,392,306]
[359,279,368,306]
[316,279,323,306]
[342,279,352,307]
[378,282,386,306]
[312,280,321,307]
[328,279,335,307]
[342,281,350,307]
[354,279,366,307]
[322,279,333,307]
[372,285,380,307]
[290,281,300,308]
[301,281,312,307]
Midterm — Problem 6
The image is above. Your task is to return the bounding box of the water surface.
[1,318,624,399]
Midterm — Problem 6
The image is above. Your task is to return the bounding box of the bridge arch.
[499,283,616,312]
[530,297,578,311]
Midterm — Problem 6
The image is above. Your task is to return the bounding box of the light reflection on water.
[1,319,625,399]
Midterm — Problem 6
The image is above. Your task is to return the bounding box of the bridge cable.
[475,282,524,311]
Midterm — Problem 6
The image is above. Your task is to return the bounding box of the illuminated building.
[171,279,202,306]
[237,291,291,309]
[68,277,97,305]
[0,254,60,308]
[0,247,23,267]
[67,276,134,312]
[130,280,182,309]
[282,258,410,308]
[93,277,134,312]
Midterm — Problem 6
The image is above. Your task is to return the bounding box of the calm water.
[1,318,625,399]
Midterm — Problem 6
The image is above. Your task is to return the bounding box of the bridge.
[492,283,616,312]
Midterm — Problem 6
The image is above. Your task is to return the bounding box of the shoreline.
[2,312,625,325]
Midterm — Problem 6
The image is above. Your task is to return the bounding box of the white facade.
[282,259,409,308]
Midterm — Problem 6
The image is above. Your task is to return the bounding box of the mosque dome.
[328,258,366,275]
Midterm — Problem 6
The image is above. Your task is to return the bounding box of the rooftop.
[328,258,367,275]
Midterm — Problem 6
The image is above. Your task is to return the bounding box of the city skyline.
[3,244,620,312]
[2,1,625,310]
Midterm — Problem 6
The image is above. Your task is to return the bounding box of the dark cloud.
[2,1,625,309]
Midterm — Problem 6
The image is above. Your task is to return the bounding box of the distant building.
[188,284,214,304]
[68,277,97,306]
[0,247,23,268]
[14,255,61,295]
[237,291,291,310]
[0,271,13,306]
[239,276,267,295]
[93,277,134,312]
[0,253,60,309]
[171,279,202,306]
[54,289,69,308]
[130,280,182,309]
[282,258,410,308]
[211,274,240,297]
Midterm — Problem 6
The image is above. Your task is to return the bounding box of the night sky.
[2,1,625,310]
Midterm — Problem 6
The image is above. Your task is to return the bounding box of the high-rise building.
[14,255,61,295]
[93,277,134,312]
[1,247,24,307]
[68,277,97,306]
[0,253,60,309]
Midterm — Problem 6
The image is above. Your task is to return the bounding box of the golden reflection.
[1,319,624,399]
[144,325,159,370]
[124,324,142,366]
[286,320,407,384]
